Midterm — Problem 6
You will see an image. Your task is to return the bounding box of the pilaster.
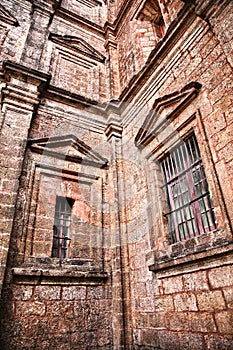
[20,0,60,69]
[0,61,50,294]
[104,28,120,100]
[105,102,133,349]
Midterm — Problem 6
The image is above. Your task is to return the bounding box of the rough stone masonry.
[0,0,233,349]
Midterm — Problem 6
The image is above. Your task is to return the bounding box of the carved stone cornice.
[43,85,107,116]
[31,0,61,14]
[57,6,104,37]
[182,0,231,22]
[104,31,117,50]
[103,21,117,50]
[12,266,108,285]
[104,0,138,39]
[1,61,50,82]
[0,61,51,110]
[105,101,122,140]
[196,0,231,20]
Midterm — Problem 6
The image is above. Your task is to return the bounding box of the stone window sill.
[148,238,233,279]
[12,258,108,285]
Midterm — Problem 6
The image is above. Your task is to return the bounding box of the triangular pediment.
[78,0,103,8]
[135,82,202,147]
[49,34,105,62]
[28,134,108,168]
[0,4,18,26]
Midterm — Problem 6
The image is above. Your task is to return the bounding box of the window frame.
[51,196,74,259]
[160,134,217,244]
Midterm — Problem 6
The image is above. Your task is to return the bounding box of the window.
[52,196,74,258]
[136,0,166,43]
[160,134,217,243]
[153,17,166,41]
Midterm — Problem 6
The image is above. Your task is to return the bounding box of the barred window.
[52,196,74,258]
[160,134,217,243]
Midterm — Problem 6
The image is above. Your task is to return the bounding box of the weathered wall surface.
[0,0,31,62]
[0,1,113,349]
[0,0,233,349]
[2,283,113,349]
[118,0,233,348]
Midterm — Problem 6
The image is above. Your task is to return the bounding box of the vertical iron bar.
[180,141,201,236]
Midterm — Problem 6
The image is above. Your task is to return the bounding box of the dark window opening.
[52,196,74,258]
[152,16,166,41]
[160,134,217,243]
[136,0,166,43]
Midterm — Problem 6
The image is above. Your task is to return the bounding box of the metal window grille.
[52,196,73,258]
[160,134,217,243]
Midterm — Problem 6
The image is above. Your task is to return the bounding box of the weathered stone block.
[208,266,233,289]
[139,297,155,312]
[34,286,61,300]
[223,287,233,309]
[215,311,233,334]
[158,330,179,350]
[148,312,166,329]
[174,293,198,312]
[62,286,86,300]
[204,335,233,350]
[46,301,74,320]
[162,276,183,294]
[141,329,159,347]
[190,312,217,333]
[87,286,104,299]
[178,333,204,350]
[12,285,33,301]
[155,295,174,312]
[15,301,46,318]
[134,313,148,328]
[167,312,190,331]
[197,290,226,311]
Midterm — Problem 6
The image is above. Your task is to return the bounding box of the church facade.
[0,0,233,348]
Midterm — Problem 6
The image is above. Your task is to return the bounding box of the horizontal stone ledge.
[12,267,108,286]
[149,241,233,279]
[2,60,51,83]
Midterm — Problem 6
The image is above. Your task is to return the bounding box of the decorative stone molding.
[1,60,50,82]
[0,61,51,111]
[149,240,233,278]
[12,266,108,286]
[0,4,19,26]
[29,134,108,168]
[77,0,103,8]
[104,29,117,50]
[57,6,104,36]
[31,0,61,14]
[105,101,122,140]
[48,34,105,98]
[135,82,202,148]
[181,0,230,22]
[49,34,106,63]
